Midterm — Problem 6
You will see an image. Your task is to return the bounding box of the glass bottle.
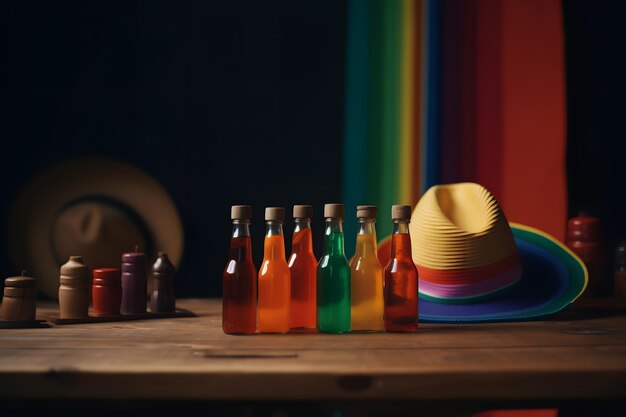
[317,203,351,333]
[384,205,418,332]
[258,207,291,333]
[350,205,384,331]
[222,205,257,335]
[288,205,317,331]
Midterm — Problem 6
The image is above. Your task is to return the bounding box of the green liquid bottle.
[317,203,351,333]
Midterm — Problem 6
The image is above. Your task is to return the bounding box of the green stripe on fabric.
[367,0,385,210]
[343,0,371,257]
[379,0,402,237]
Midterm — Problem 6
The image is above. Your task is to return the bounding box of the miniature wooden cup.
[2,273,37,321]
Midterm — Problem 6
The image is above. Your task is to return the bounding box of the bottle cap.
[122,245,146,263]
[152,252,176,274]
[293,205,313,219]
[93,268,121,280]
[324,203,344,219]
[356,205,377,219]
[567,216,601,241]
[265,207,285,222]
[231,205,252,220]
[60,255,89,277]
[5,272,36,288]
[392,205,412,220]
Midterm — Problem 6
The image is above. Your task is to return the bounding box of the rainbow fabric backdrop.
[342,0,567,255]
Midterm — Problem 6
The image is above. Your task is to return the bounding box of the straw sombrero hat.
[379,182,587,323]
[7,157,184,298]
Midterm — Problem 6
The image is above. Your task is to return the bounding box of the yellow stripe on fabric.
[399,0,415,206]
[419,0,428,195]
[412,0,423,206]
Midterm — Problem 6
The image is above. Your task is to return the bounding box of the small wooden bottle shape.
[150,252,176,313]
[2,272,36,321]
[121,246,147,315]
[59,256,90,319]
[92,268,122,317]
[566,216,605,298]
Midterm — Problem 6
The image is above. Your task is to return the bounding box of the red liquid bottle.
[288,205,317,331]
[384,205,418,332]
[222,205,257,335]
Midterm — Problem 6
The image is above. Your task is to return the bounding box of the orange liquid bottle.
[288,205,317,331]
[384,205,418,332]
[258,207,291,333]
[223,205,257,335]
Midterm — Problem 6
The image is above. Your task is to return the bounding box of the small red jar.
[92,268,122,317]
[566,216,605,298]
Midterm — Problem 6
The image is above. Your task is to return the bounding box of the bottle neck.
[264,221,286,260]
[229,221,252,261]
[355,218,378,256]
[323,218,345,256]
[292,218,313,253]
[232,221,250,237]
[265,221,284,236]
[393,220,410,235]
[390,220,412,258]
[294,218,311,233]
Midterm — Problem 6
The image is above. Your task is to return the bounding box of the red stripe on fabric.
[475,0,503,201]
[499,0,567,241]
[417,250,520,284]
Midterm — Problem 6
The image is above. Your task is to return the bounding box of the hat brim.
[8,157,184,298]
[418,223,587,323]
[378,222,588,323]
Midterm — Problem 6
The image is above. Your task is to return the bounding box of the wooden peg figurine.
[2,271,36,321]
[121,245,147,315]
[92,268,122,317]
[59,256,90,319]
[150,252,176,313]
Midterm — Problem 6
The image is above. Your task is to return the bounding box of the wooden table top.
[0,299,625,402]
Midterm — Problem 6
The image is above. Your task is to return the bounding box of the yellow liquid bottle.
[349,205,384,331]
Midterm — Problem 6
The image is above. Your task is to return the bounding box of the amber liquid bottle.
[288,205,317,331]
[222,205,257,335]
[350,205,385,331]
[384,205,418,332]
[258,207,291,333]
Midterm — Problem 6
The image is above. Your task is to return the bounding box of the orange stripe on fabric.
[399,0,415,205]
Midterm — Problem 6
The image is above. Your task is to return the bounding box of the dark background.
[564,0,626,281]
[0,0,346,297]
[1,0,626,297]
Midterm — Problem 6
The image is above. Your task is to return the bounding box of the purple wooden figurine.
[121,245,147,315]
[150,252,176,313]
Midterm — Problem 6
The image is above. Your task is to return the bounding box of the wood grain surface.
[0,299,625,402]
